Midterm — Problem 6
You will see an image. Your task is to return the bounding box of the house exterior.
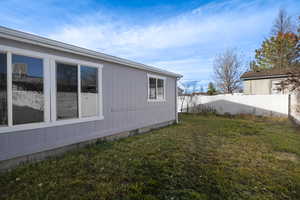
[0,27,182,169]
[241,69,289,95]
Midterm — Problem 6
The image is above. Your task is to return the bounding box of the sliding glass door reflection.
[12,54,44,125]
[81,66,98,117]
[56,63,78,120]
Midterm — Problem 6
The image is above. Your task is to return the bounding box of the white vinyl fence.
[290,94,300,124]
[178,94,290,117]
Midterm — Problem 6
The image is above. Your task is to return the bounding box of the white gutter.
[175,77,179,123]
[241,74,288,81]
[0,26,182,78]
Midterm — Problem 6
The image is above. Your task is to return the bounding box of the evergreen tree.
[207,82,217,95]
[254,32,299,69]
[278,16,300,92]
[253,10,299,70]
[249,60,259,71]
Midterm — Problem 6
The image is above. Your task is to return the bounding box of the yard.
[1,114,300,200]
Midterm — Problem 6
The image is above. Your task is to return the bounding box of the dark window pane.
[56,63,78,120]
[0,53,7,126]
[149,77,156,99]
[12,54,44,125]
[81,66,98,117]
[157,79,164,100]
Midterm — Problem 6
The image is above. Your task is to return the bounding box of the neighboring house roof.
[0,26,182,78]
[240,68,290,80]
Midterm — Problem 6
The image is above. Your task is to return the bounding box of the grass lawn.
[1,114,300,200]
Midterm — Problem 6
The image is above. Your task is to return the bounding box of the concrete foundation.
[0,120,175,172]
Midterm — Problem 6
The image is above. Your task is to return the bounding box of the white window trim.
[147,74,166,102]
[271,80,284,95]
[77,64,82,119]
[7,52,12,127]
[0,45,104,134]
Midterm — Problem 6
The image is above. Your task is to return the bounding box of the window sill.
[0,115,104,134]
[147,99,166,103]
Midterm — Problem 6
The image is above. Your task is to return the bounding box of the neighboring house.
[0,26,182,169]
[240,69,289,95]
[12,63,27,77]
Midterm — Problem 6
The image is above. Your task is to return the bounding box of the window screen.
[149,77,157,99]
[157,78,164,100]
[81,66,98,117]
[56,62,78,120]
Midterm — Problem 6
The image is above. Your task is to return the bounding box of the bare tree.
[200,85,204,93]
[189,81,198,95]
[178,81,189,112]
[189,81,199,112]
[271,8,294,35]
[178,92,186,113]
[178,81,199,113]
[213,49,244,94]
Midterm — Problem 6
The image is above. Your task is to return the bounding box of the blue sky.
[1,0,299,88]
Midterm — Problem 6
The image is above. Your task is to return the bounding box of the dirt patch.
[275,152,299,163]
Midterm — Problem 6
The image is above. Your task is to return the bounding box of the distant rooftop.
[240,68,291,80]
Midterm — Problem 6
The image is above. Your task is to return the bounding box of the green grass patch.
[1,114,300,200]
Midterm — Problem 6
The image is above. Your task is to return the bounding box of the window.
[149,77,156,99]
[56,62,78,120]
[56,63,100,120]
[157,78,164,100]
[271,80,283,94]
[81,66,98,117]
[12,54,44,125]
[0,46,103,133]
[148,75,165,101]
[0,53,7,126]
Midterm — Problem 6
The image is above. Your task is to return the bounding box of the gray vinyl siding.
[0,38,176,161]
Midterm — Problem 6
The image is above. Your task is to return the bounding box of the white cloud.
[47,0,300,81]
[150,58,213,77]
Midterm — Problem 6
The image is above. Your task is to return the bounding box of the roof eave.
[0,26,182,78]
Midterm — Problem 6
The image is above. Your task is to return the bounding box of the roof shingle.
[240,68,291,80]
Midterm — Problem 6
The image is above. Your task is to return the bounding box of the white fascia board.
[0,26,182,78]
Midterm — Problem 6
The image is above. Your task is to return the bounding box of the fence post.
[288,94,291,119]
